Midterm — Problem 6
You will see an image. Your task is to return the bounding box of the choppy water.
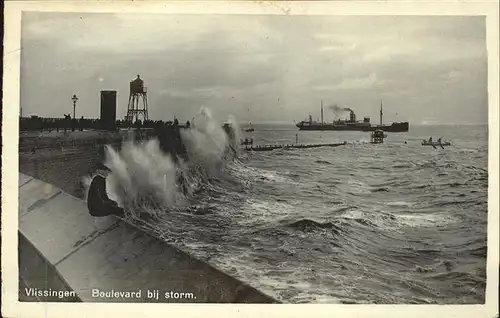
[97,121,488,304]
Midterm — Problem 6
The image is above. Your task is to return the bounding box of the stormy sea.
[86,113,488,304]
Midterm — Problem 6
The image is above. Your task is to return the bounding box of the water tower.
[125,75,149,123]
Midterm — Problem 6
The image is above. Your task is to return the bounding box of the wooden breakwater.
[243,141,347,152]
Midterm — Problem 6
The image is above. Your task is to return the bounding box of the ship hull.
[297,122,409,132]
[422,141,451,146]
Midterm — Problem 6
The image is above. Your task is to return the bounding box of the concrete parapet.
[18,173,278,303]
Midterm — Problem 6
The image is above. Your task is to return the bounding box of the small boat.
[422,137,451,149]
[244,109,255,132]
[421,141,451,146]
[244,122,254,132]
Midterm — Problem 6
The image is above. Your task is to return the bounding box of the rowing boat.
[421,141,451,147]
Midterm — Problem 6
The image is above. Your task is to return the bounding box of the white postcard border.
[2,1,498,318]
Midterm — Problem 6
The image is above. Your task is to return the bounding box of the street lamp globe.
[71,94,78,119]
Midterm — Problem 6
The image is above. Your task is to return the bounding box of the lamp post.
[71,94,78,119]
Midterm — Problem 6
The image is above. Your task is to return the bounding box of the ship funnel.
[349,110,356,122]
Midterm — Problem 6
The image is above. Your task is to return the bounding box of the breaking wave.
[83,107,240,220]
[75,122,487,304]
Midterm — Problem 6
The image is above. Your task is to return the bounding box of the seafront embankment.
[18,132,278,303]
[19,131,124,198]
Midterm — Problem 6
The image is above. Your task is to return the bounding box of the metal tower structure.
[125,75,149,123]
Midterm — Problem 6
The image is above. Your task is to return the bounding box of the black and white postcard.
[2,1,499,318]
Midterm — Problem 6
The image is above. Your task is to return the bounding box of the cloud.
[314,73,382,91]
[319,43,357,52]
[20,13,488,125]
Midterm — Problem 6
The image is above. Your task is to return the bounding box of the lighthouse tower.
[125,75,149,123]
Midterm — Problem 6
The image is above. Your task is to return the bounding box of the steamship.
[296,101,409,132]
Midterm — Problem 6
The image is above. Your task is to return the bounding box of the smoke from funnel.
[327,104,353,120]
[328,103,352,112]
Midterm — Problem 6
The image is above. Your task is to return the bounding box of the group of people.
[154,118,186,160]
[428,137,443,143]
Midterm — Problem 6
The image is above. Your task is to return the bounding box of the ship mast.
[320,100,324,125]
[380,100,383,126]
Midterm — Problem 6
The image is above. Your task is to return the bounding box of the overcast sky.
[21,13,488,125]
